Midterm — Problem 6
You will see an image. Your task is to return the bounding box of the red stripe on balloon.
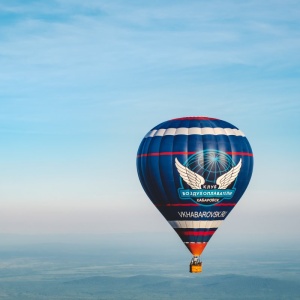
[166,203,199,206]
[137,151,196,157]
[227,152,253,157]
[137,151,253,158]
[155,203,236,207]
[215,203,236,207]
[155,203,199,207]
[172,117,218,121]
[182,231,215,236]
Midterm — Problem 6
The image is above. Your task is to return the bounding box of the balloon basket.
[189,256,202,273]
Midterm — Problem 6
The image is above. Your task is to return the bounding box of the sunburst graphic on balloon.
[186,150,235,185]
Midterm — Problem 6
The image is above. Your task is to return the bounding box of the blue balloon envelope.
[137,117,253,260]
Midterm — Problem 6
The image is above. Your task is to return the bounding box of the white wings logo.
[175,157,242,190]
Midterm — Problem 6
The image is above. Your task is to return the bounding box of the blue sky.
[0,0,299,244]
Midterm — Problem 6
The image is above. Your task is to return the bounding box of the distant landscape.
[0,274,299,300]
[0,234,298,299]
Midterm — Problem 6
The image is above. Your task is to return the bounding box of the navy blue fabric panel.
[241,136,254,182]
[159,157,178,204]
[137,137,153,201]
[173,135,189,153]
[146,137,168,204]
[188,133,204,154]
[178,235,214,243]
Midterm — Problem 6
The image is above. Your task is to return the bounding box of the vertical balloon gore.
[136,116,253,272]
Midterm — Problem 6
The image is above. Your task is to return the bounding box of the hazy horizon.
[0,232,299,299]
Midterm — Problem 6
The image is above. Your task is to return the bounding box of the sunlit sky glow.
[0,0,299,241]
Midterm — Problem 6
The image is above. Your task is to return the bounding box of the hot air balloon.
[136,117,253,273]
